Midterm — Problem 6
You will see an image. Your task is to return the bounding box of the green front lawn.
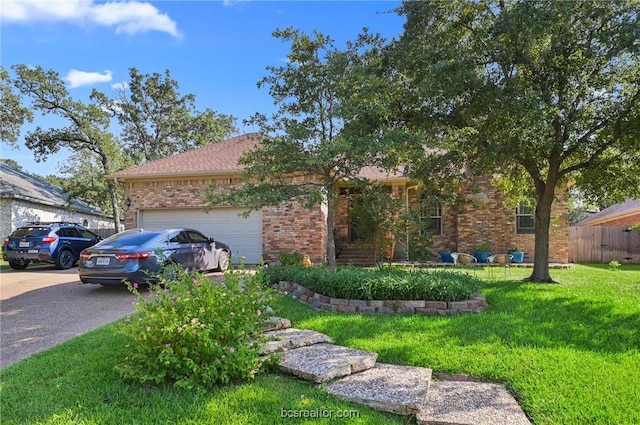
[1,264,639,424]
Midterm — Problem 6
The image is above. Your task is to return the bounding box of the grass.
[1,264,639,424]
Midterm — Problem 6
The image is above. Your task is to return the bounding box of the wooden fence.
[569,226,640,264]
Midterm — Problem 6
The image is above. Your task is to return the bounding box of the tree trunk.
[107,179,123,233]
[526,187,556,283]
[100,154,123,233]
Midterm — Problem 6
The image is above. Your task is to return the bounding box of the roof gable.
[110,133,266,180]
[0,163,104,215]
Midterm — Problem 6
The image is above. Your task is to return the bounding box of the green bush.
[115,268,278,390]
[264,266,482,302]
[279,252,303,266]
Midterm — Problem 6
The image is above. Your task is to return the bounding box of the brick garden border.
[276,281,487,315]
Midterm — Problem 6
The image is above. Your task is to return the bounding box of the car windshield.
[11,227,51,238]
[96,230,162,247]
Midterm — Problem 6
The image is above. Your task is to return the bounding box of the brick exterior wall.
[119,174,569,267]
[262,203,327,265]
[121,177,327,265]
[452,176,569,263]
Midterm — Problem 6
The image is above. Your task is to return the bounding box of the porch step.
[336,246,375,265]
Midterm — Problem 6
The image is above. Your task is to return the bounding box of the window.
[420,196,442,235]
[57,227,81,238]
[186,230,210,244]
[516,202,535,234]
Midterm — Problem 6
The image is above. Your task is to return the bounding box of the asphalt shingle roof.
[575,199,640,226]
[0,163,104,215]
[110,133,265,180]
[109,132,406,182]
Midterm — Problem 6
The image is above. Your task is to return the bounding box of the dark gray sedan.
[78,228,231,285]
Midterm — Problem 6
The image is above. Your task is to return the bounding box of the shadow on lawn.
[278,281,640,363]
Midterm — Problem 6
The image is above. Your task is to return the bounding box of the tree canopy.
[205,28,390,271]
[12,64,127,232]
[0,66,33,147]
[8,65,237,228]
[381,0,640,281]
[101,67,237,164]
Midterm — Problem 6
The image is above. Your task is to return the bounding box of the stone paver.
[261,328,333,355]
[325,362,432,415]
[278,343,378,383]
[261,316,291,332]
[270,322,531,425]
[417,381,531,425]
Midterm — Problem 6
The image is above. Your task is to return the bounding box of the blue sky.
[1,0,405,176]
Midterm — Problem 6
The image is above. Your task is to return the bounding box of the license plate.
[19,241,30,248]
[28,249,38,254]
[96,257,110,266]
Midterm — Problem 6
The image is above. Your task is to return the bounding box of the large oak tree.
[384,0,640,282]
[100,67,237,164]
[13,65,127,232]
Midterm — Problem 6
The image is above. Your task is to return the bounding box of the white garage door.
[139,208,263,264]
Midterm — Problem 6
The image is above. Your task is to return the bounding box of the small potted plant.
[474,242,491,263]
[507,247,525,263]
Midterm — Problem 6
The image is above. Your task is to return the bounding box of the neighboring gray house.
[0,163,115,238]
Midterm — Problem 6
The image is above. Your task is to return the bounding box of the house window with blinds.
[516,202,535,234]
[420,196,442,236]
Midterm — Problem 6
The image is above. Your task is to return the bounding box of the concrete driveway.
[0,264,141,369]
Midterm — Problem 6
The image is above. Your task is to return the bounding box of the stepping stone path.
[265,318,531,425]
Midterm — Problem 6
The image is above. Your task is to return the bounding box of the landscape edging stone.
[277,281,487,315]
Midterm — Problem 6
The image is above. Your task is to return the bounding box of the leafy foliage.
[346,181,437,265]
[205,29,392,271]
[0,66,32,146]
[279,252,303,266]
[104,68,237,164]
[116,268,278,390]
[378,0,640,281]
[264,265,482,302]
[12,64,126,231]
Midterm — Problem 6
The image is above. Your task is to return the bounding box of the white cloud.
[111,81,129,91]
[0,0,181,38]
[64,69,113,88]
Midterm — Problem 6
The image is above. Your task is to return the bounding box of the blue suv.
[3,222,102,270]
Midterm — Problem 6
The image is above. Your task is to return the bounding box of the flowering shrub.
[115,268,278,389]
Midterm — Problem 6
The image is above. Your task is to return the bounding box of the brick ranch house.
[110,133,569,265]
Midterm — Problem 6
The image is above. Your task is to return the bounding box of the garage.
[139,208,263,264]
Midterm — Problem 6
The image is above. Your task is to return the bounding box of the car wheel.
[8,260,28,270]
[218,250,231,272]
[55,250,75,270]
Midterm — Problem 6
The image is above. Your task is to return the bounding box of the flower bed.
[277,280,487,315]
